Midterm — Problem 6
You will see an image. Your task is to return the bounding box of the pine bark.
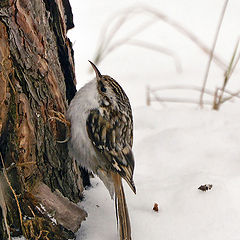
[0,0,87,239]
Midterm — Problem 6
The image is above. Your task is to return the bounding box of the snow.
[76,105,240,240]
[66,1,240,240]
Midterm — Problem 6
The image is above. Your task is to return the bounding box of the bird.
[67,61,136,240]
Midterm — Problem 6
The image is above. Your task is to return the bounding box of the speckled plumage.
[67,62,135,240]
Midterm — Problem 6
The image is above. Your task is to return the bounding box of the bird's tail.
[112,173,132,240]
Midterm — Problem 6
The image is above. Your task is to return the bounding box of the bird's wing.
[86,109,135,193]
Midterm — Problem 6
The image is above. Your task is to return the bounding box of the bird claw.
[49,110,71,143]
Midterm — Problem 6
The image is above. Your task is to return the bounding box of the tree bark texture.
[0,0,87,239]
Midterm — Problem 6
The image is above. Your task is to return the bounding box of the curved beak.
[89,60,102,80]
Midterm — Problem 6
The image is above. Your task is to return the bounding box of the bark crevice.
[0,0,87,239]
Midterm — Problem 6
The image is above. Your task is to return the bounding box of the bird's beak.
[89,60,102,80]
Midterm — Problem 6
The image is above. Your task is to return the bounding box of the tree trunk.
[0,0,87,239]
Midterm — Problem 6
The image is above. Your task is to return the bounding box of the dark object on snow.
[153,203,159,212]
[198,184,213,191]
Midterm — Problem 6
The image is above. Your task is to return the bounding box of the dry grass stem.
[218,39,239,106]
[199,0,229,107]
[94,7,150,64]
[221,90,240,103]
[229,51,240,78]
[93,5,227,73]
[146,84,240,107]
[94,8,136,64]
[127,39,182,72]
[147,85,214,106]
[213,38,240,109]
[143,6,227,70]
[151,84,216,97]
[153,96,213,105]
[151,92,167,107]
[100,19,157,61]
[146,86,151,106]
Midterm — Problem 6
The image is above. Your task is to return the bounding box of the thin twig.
[151,84,240,101]
[216,38,239,109]
[151,92,167,107]
[148,85,214,106]
[127,39,182,72]
[224,37,240,84]
[93,4,227,73]
[0,153,23,230]
[0,178,11,240]
[151,84,216,97]
[146,85,151,106]
[147,83,240,107]
[102,18,157,59]
[94,11,131,64]
[152,96,213,105]
[143,5,227,70]
[221,89,240,103]
[94,7,146,64]
[199,0,229,107]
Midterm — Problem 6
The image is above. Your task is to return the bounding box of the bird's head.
[89,61,128,109]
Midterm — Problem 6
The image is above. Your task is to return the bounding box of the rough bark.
[0,0,87,239]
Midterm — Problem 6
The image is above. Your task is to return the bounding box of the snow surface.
[66,0,240,240]
[76,105,240,240]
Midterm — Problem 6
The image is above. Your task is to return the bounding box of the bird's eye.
[101,86,106,92]
[99,81,107,92]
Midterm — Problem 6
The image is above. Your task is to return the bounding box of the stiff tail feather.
[113,173,132,240]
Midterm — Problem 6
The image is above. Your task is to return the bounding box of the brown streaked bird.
[67,61,136,240]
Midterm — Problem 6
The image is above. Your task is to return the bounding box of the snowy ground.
[76,104,240,240]
[66,0,240,240]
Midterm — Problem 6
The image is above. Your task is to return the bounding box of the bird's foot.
[49,110,71,143]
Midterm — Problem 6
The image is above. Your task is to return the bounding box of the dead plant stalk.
[199,0,230,108]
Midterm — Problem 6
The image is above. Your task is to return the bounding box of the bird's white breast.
[67,79,100,172]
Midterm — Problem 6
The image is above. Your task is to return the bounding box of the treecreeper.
[67,61,136,240]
